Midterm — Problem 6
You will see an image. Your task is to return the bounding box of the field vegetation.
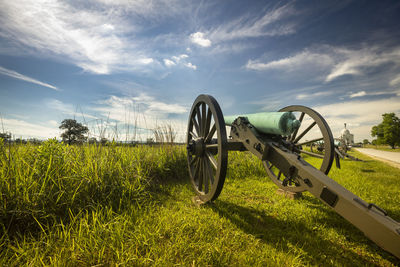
[1,139,400,266]
[363,144,400,152]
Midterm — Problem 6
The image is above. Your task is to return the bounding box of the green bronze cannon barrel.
[224,112,301,136]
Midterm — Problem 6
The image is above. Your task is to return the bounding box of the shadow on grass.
[360,169,375,173]
[210,199,400,266]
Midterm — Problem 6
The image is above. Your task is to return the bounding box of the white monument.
[340,123,354,146]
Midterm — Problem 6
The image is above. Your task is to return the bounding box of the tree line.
[1,119,177,145]
[1,114,399,148]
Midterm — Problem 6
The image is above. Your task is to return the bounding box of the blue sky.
[1,0,400,142]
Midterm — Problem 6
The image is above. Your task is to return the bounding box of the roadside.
[354,148,400,169]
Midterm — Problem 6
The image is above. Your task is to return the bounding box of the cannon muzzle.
[224,112,300,136]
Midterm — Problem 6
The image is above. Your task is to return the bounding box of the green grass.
[1,139,399,266]
[363,144,400,152]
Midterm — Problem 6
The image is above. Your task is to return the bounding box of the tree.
[59,119,89,145]
[362,139,369,145]
[0,132,11,142]
[371,113,400,149]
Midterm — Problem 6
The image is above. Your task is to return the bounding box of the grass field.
[1,139,400,266]
[363,144,400,152]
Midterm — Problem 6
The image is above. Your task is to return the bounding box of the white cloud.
[137,58,154,64]
[171,54,189,62]
[313,97,400,142]
[0,1,159,74]
[91,93,188,141]
[1,117,60,139]
[93,94,187,124]
[48,120,58,127]
[46,99,97,119]
[246,51,333,71]
[164,54,195,69]
[93,0,187,18]
[296,91,333,100]
[207,4,295,43]
[0,66,59,91]
[325,47,400,82]
[245,45,400,88]
[163,59,176,67]
[190,32,211,47]
[390,75,400,87]
[349,91,366,98]
[184,62,197,70]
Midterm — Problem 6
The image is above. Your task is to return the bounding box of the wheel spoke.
[193,157,200,183]
[191,117,200,137]
[195,105,202,134]
[204,107,212,137]
[277,171,282,180]
[204,158,215,185]
[300,149,324,159]
[206,151,218,170]
[197,158,203,191]
[205,124,216,143]
[201,103,207,137]
[290,112,305,142]
[190,156,199,167]
[189,131,198,139]
[293,121,316,143]
[203,159,209,193]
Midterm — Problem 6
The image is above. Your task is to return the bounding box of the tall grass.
[1,140,399,266]
[0,139,187,238]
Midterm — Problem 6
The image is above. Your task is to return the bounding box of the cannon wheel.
[186,94,228,203]
[263,105,335,192]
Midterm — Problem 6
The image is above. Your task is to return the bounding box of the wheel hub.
[188,138,206,156]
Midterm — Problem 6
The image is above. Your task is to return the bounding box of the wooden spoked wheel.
[186,95,228,203]
[263,105,335,192]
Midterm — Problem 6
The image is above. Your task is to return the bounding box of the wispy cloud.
[91,93,188,141]
[296,91,334,100]
[46,99,97,119]
[0,1,162,74]
[313,97,400,141]
[93,93,187,125]
[245,45,400,88]
[0,66,59,91]
[184,62,197,70]
[349,91,366,98]
[246,50,333,72]
[163,59,176,67]
[324,47,400,82]
[207,4,295,43]
[1,117,60,139]
[389,75,400,87]
[163,54,196,70]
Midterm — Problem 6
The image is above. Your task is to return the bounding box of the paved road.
[354,148,400,164]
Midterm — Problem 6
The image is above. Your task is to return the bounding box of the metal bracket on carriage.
[230,116,268,159]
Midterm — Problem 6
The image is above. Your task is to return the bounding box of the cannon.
[186,94,400,258]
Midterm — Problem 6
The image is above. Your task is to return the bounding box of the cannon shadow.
[210,199,400,265]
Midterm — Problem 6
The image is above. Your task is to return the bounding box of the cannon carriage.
[186,94,400,258]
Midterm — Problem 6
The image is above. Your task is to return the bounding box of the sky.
[0,0,400,142]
